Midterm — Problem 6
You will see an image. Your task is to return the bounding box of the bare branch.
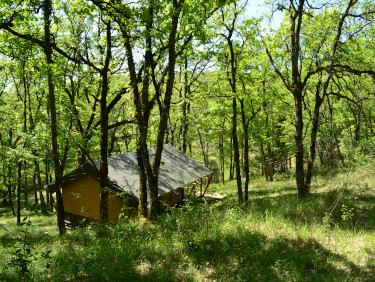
[257,25,290,90]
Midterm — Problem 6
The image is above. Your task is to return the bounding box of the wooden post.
[202,174,213,197]
[188,182,197,198]
[200,177,203,197]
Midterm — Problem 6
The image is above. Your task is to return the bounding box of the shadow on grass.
[184,231,371,281]
[39,226,187,281]
[246,184,296,197]
[2,173,374,281]
[0,205,13,215]
[0,223,57,248]
[242,187,375,232]
[24,224,373,281]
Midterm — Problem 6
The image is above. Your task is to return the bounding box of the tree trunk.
[267,142,274,182]
[35,160,46,212]
[243,134,249,201]
[335,136,345,167]
[293,89,308,198]
[240,147,244,178]
[137,147,148,218]
[197,128,208,167]
[182,58,190,154]
[149,2,181,218]
[45,155,50,206]
[229,137,234,180]
[261,143,268,181]
[22,64,28,205]
[305,74,324,191]
[99,21,112,223]
[240,99,250,201]
[122,0,183,218]
[7,183,15,216]
[44,0,65,234]
[33,170,38,204]
[232,98,243,204]
[305,101,322,190]
[17,162,21,224]
[219,129,225,184]
[24,162,28,204]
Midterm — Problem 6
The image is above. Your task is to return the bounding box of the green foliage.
[4,217,52,281]
[0,0,374,204]
[341,204,354,223]
[7,218,36,280]
[0,3,375,279]
[1,167,375,281]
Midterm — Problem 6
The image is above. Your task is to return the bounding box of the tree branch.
[257,25,290,90]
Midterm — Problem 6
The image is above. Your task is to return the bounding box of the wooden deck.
[194,192,227,200]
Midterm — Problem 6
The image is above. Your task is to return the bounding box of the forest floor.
[1,166,375,281]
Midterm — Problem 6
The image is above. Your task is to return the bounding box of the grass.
[1,167,375,281]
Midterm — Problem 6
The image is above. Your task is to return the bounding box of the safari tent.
[46,144,213,223]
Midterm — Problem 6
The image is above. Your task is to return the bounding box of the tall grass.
[1,167,374,281]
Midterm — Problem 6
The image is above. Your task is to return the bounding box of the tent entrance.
[186,174,213,198]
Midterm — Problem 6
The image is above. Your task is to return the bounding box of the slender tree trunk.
[240,99,250,201]
[240,147,244,178]
[0,135,8,206]
[267,142,274,182]
[219,129,225,184]
[124,27,155,218]
[197,128,208,167]
[182,58,189,154]
[45,155,50,206]
[6,151,15,215]
[243,132,249,201]
[327,95,346,167]
[224,13,243,204]
[33,170,38,204]
[293,89,308,198]
[17,162,21,224]
[22,68,28,205]
[24,162,28,203]
[35,160,46,212]
[305,102,322,190]
[44,0,65,234]
[264,109,274,182]
[122,0,183,218]
[182,102,190,154]
[148,1,181,217]
[229,136,234,180]
[260,143,268,181]
[7,183,15,216]
[335,136,345,166]
[99,21,112,223]
[232,98,243,204]
[305,74,324,191]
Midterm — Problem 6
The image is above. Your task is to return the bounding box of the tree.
[217,1,248,204]
[93,0,222,218]
[258,0,375,197]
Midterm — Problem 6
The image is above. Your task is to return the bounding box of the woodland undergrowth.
[1,166,375,281]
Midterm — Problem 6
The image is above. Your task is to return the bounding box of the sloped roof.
[47,144,213,199]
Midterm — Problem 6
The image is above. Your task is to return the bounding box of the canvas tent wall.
[46,144,213,223]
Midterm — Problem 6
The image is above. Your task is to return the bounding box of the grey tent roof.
[47,144,213,199]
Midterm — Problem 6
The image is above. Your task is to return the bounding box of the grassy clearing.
[1,167,375,281]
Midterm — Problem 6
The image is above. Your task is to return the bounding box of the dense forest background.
[1,0,375,280]
[0,0,374,230]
